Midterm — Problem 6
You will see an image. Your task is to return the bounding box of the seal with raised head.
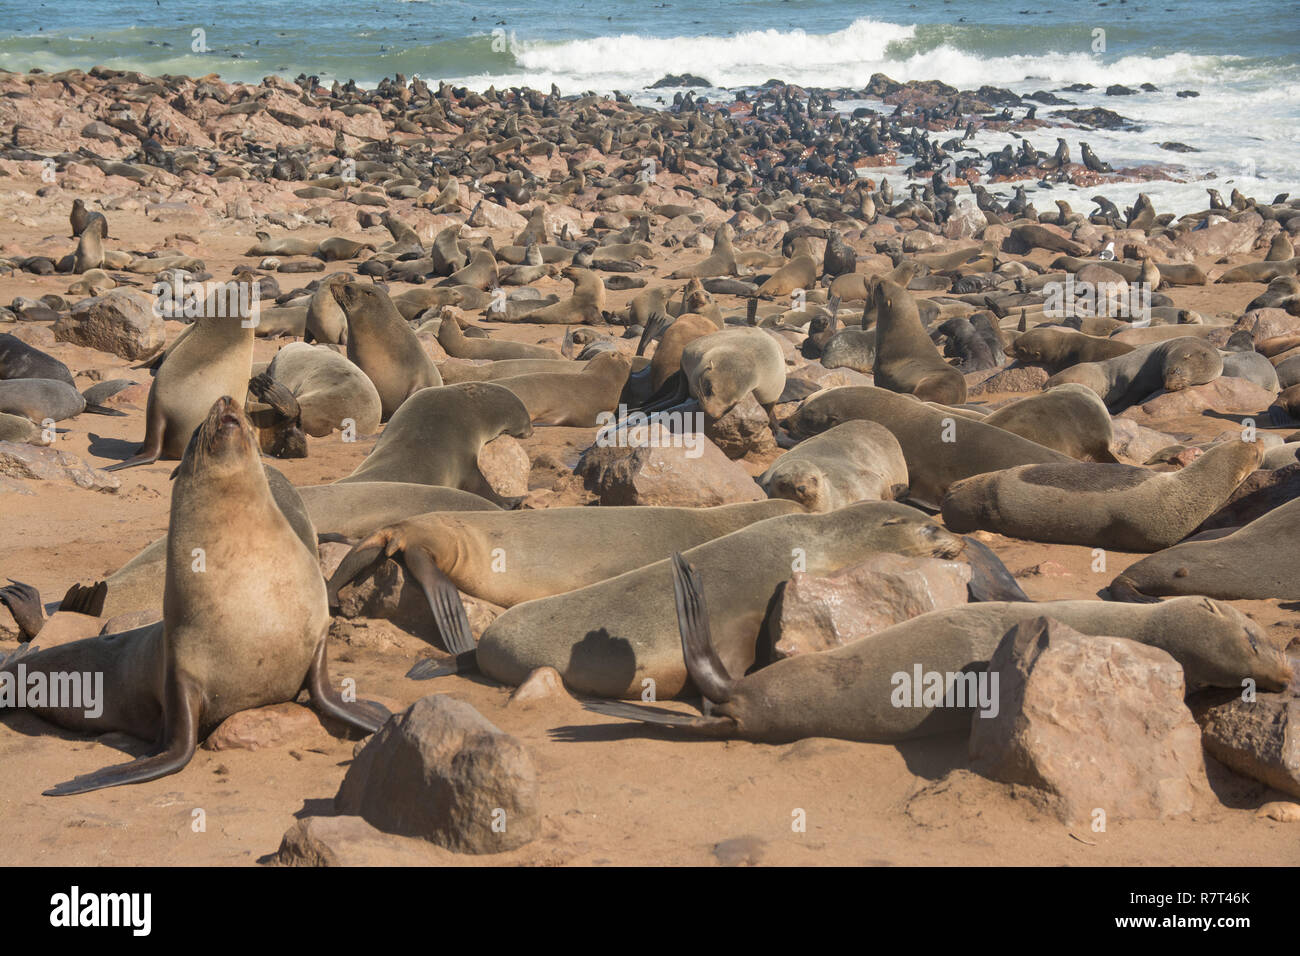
[508,266,606,325]
[338,382,533,506]
[0,398,387,795]
[106,289,255,470]
[758,420,908,512]
[872,277,967,404]
[584,580,1291,742]
[940,438,1264,551]
[332,281,441,420]
[436,311,559,360]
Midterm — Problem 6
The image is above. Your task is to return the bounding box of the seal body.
[759,420,908,511]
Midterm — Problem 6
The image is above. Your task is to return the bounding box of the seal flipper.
[636,308,672,357]
[0,580,45,641]
[1106,574,1162,604]
[325,540,387,609]
[406,649,479,680]
[305,637,390,734]
[402,547,476,656]
[81,402,128,417]
[960,537,1030,603]
[671,552,735,703]
[59,580,107,617]
[247,372,302,423]
[579,697,735,735]
[43,672,201,797]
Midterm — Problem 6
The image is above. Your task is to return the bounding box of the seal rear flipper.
[43,673,200,797]
[579,697,736,735]
[305,638,390,734]
[0,580,45,641]
[635,371,688,414]
[671,552,735,704]
[402,547,476,655]
[960,537,1030,603]
[81,402,128,417]
[636,308,673,356]
[406,649,478,680]
[59,580,107,617]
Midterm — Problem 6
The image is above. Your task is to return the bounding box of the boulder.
[53,288,164,360]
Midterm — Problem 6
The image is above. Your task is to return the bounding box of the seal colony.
[0,61,1298,866]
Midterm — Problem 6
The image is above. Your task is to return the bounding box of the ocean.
[1,0,1296,213]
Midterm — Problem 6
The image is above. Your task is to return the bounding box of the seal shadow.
[892,727,973,781]
[563,628,638,699]
[0,710,152,758]
[87,432,145,463]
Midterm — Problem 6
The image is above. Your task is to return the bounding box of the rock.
[1050,107,1136,130]
[1192,685,1300,799]
[226,197,255,220]
[712,835,766,866]
[273,816,452,866]
[54,289,164,360]
[0,442,120,493]
[5,324,57,349]
[1119,378,1274,420]
[1016,561,1069,577]
[576,422,764,506]
[1196,463,1300,531]
[771,554,971,659]
[507,666,569,707]
[467,200,527,233]
[942,201,985,240]
[1243,308,1300,344]
[477,434,530,498]
[1174,216,1260,259]
[201,702,333,752]
[704,392,776,459]
[334,556,502,637]
[335,694,540,854]
[1257,801,1300,822]
[970,617,1209,823]
[967,363,1049,395]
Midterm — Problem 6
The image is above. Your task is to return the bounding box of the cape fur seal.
[1110,496,1300,601]
[328,499,805,654]
[458,501,1022,698]
[585,578,1291,742]
[338,382,533,506]
[490,351,632,426]
[981,384,1119,462]
[940,438,1264,551]
[509,266,606,325]
[1006,327,1134,371]
[1045,336,1223,412]
[872,278,967,404]
[0,399,387,795]
[680,326,786,419]
[257,342,383,437]
[782,386,1071,507]
[436,312,559,360]
[106,294,255,470]
[333,282,441,420]
[758,420,908,511]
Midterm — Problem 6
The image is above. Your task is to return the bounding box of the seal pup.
[872,278,967,404]
[338,382,533,506]
[667,223,739,279]
[71,217,106,274]
[332,281,441,420]
[782,386,1071,507]
[106,291,255,470]
[758,420,908,512]
[940,438,1264,551]
[1005,327,1134,372]
[1110,497,1300,601]
[0,399,387,795]
[583,578,1291,742]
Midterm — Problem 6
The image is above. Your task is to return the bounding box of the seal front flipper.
[1106,574,1162,604]
[403,547,476,655]
[59,579,107,617]
[636,308,673,357]
[0,580,45,641]
[43,673,201,797]
[325,537,388,609]
[959,537,1030,602]
[305,637,390,734]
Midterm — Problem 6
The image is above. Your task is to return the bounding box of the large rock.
[1242,308,1300,344]
[0,442,120,492]
[202,702,333,752]
[575,422,763,506]
[335,694,540,854]
[970,617,1209,823]
[1108,418,1176,464]
[53,288,164,360]
[477,434,530,498]
[1174,215,1260,259]
[1195,463,1300,531]
[967,363,1049,396]
[1192,685,1300,798]
[704,392,776,459]
[772,554,971,659]
[1118,377,1274,420]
